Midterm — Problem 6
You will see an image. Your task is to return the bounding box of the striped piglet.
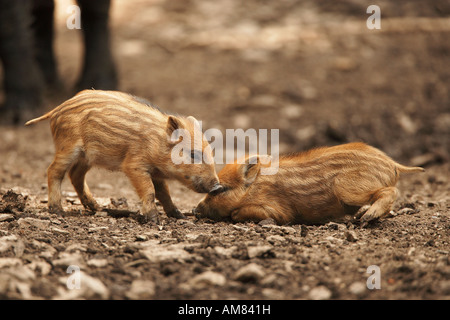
[194,143,424,225]
[26,90,221,223]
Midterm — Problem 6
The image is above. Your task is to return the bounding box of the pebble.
[349,281,366,296]
[258,218,276,226]
[0,257,22,268]
[214,246,237,258]
[234,263,265,283]
[397,208,416,215]
[17,217,50,230]
[52,252,85,269]
[188,271,226,289]
[51,227,70,235]
[126,280,156,299]
[247,245,273,259]
[140,244,192,263]
[0,214,14,222]
[345,231,358,242]
[266,235,286,245]
[87,258,109,268]
[309,286,332,300]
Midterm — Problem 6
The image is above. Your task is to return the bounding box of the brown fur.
[26,90,219,223]
[194,143,424,225]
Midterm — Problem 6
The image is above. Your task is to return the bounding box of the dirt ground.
[0,0,449,300]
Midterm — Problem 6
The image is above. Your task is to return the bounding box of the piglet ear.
[187,116,201,130]
[241,155,261,186]
[167,116,183,143]
[209,183,225,196]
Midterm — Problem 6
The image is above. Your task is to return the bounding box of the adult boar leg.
[32,0,61,89]
[76,0,117,91]
[0,0,43,124]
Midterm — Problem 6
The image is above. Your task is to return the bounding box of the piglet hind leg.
[360,187,399,223]
[47,151,79,214]
[122,158,160,224]
[68,160,99,212]
[231,205,273,223]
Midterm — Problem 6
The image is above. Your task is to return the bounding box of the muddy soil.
[0,0,449,300]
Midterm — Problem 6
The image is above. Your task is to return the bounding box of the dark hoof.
[137,210,160,225]
[48,205,64,215]
[167,208,187,219]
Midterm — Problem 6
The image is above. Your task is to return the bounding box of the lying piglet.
[194,142,424,225]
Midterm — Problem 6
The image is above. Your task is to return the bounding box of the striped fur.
[194,142,424,225]
[26,90,219,223]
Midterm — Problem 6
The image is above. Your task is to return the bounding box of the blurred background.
[1,0,449,184]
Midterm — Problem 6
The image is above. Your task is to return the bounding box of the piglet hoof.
[359,214,381,228]
[137,209,160,225]
[167,209,187,220]
[48,205,64,215]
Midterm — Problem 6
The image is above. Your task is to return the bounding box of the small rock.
[235,263,265,283]
[87,258,109,268]
[266,235,286,245]
[258,218,276,226]
[126,280,155,299]
[214,246,237,258]
[188,271,226,289]
[140,244,191,263]
[51,227,70,235]
[280,226,296,234]
[262,288,285,299]
[0,214,14,222]
[0,257,22,268]
[135,234,148,241]
[17,217,50,230]
[281,104,303,119]
[13,240,25,257]
[309,286,332,300]
[52,252,85,269]
[397,207,416,215]
[326,222,340,230]
[298,225,308,237]
[345,231,358,242]
[29,260,52,276]
[247,245,273,259]
[349,281,366,296]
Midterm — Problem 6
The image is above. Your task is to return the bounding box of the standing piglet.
[25,89,221,223]
[194,143,424,225]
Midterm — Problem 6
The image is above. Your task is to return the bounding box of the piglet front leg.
[122,157,159,224]
[153,179,186,219]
